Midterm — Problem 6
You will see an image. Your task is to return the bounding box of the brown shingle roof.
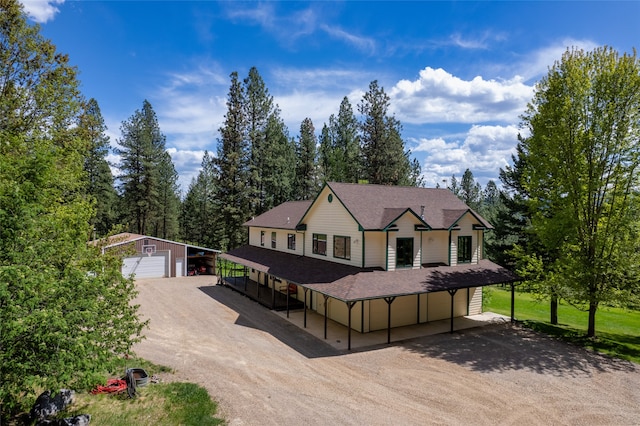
[243,200,313,230]
[321,182,492,230]
[220,245,518,302]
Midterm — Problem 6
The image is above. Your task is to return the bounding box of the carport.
[219,245,519,350]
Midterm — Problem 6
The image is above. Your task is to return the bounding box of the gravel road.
[133,276,640,425]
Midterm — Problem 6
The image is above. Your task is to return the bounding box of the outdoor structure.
[219,182,518,349]
[101,233,220,279]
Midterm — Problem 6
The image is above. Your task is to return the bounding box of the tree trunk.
[550,293,558,325]
[587,301,597,337]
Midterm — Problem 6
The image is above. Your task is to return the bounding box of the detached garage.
[101,233,220,279]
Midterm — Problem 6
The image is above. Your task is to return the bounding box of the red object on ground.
[90,378,127,394]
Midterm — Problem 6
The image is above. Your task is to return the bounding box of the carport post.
[447,289,458,333]
[286,284,290,318]
[303,288,309,328]
[384,297,396,344]
[347,301,356,350]
[323,295,329,339]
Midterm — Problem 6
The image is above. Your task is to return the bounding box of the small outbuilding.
[100,233,220,279]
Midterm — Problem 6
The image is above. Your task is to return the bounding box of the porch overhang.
[220,245,518,303]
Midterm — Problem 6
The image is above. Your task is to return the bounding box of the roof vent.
[420,205,425,220]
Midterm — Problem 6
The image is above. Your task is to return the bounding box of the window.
[271,232,276,248]
[287,233,296,250]
[458,236,472,263]
[396,238,414,268]
[312,233,327,255]
[333,236,351,260]
[260,231,265,246]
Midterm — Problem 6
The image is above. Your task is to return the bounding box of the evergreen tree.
[183,152,220,248]
[0,2,144,416]
[295,117,318,199]
[77,98,119,237]
[153,150,181,239]
[459,168,482,210]
[216,71,251,249]
[116,100,166,236]
[262,111,296,208]
[244,67,275,215]
[320,97,361,183]
[359,81,416,185]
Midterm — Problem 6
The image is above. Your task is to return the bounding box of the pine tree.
[295,117,318,199]
[244,67,274,215]
[153,150,181,239]
[359,81,415,185]
[77,98,119,237]
[216,72,251,249]
[459,168,482,210]
[182,152,220,247]
[262,111,296,208]
[116,100,166,236]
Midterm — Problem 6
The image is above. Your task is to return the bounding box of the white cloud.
[514,38,600,82]
[320,24,376,54]
[19,0,64,23]
[390,67,534,124]
[413,124,521,187]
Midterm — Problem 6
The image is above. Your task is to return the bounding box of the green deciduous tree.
[0,2,145,417]
[519,46,640,337]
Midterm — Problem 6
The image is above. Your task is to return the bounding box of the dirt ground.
[133,276,640,425]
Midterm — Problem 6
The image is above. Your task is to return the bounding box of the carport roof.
[220,245,518,302]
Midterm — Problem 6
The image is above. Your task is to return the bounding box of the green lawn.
[484,286,640,364]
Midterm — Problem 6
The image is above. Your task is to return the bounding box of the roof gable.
[324,182,492,230]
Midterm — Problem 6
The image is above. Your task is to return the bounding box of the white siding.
[363,231,385,269]
[422,230,449,265]
[248,227,304,256]
[468,287,483,315]
[302,186,361,267]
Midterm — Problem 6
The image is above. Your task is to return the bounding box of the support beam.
[346,301,356,350]
[303,287,309,328]
[447,289,458,333]
[323,294,329,339]
[384,297,396,344]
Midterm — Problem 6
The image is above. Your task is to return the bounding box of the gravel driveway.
[133,276,640,425]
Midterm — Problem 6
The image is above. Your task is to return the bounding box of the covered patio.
[219,245,519,350]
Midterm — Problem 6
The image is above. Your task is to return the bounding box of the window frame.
[333,235,351,260]
[260,231,265,246]
[271,231,277,249]
[287,233,296,250]
[312,233,327,256]
[396,237,414,268]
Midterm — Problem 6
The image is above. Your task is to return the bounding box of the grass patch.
[65,382,224,426]
[484,286,640,364]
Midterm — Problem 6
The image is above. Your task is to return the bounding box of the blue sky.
[21,1,640,192]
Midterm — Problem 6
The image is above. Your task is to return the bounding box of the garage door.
[122,254,167,279]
